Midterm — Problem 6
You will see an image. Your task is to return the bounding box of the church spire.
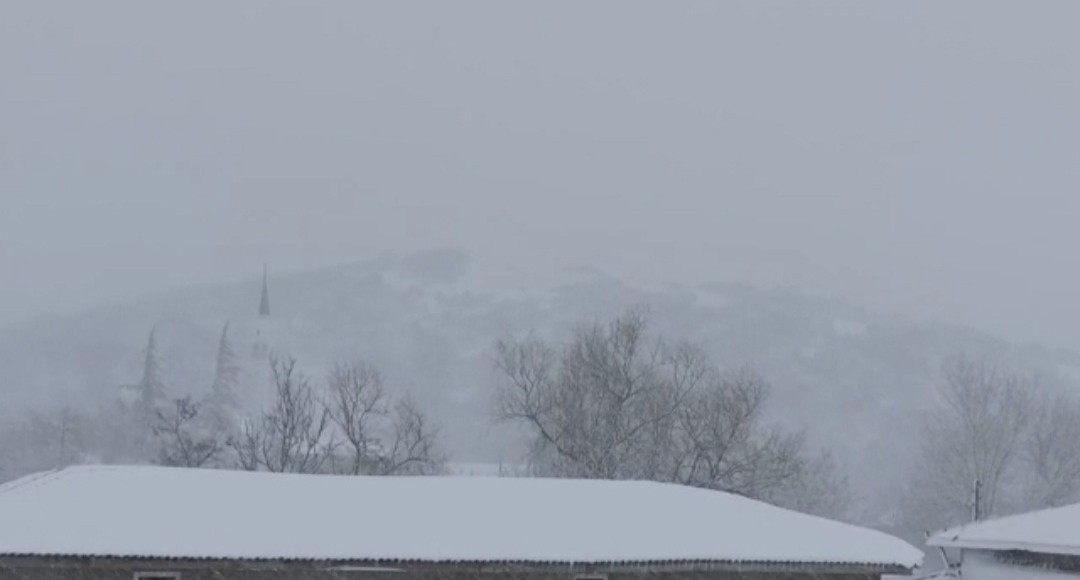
[258,265,271,317]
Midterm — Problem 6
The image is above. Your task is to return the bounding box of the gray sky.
[2,1,1079,348]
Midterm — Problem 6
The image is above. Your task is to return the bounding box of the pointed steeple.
[258,265,271,317]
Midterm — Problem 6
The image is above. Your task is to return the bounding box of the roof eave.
[927,536,1080,557]
[0,555,915,575]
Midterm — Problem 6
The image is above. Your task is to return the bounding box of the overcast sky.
[2,1,1079,348]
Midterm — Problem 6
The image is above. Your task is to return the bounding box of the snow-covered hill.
[4,249,1080,520]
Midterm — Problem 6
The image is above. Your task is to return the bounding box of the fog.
[3,1,1079,348]
[9,4,1080,567]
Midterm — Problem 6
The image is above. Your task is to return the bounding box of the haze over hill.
[5,3,1080,574]
[4,249,1080,525]
[5,1,1080,352]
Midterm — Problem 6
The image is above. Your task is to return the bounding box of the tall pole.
[972,478,982,522]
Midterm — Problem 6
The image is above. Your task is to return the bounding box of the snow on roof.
[0,465,921,569]
[929,502,1080,556]
[885,571,958,580]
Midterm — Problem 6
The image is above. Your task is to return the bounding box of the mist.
[4,1,1080,571]
[3,0,1079,347]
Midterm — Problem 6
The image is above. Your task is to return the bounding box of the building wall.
[962,551,1080,580]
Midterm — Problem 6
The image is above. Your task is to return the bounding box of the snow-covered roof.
[0,465,921,570]
[929,502,1080,556]
[885,570,958,580]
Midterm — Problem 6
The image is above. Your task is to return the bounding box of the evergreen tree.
[208,322,241,429]
[135,329,165,418]
[258,265,271,317]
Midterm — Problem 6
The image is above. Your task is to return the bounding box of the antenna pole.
[972,478,982,521]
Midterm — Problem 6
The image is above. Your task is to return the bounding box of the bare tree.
[325,359,445,475]
[495,309,848,517]
[1023,390,1080,508]
[372,395,445,475]
[30,408,91,468]
[669,367,812,492]
[0,406,101,481]
[230,356,336,473]
[496,310,696,479]
[902,355,1034,533]
[326,360,388,475]
[670,367,774,489]
[668,366,850,516]
[756,447,852,518]
[230,423,262,472]
[152,397,224,468]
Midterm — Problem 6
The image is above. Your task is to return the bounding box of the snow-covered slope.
[0,465,922,568]
[3,251,1080,516]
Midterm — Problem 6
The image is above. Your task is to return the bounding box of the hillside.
[3,250,1080,522]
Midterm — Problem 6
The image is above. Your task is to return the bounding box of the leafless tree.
[372,395,445,475]
[230,356,336,473]
[902,355,1035,533]
[326,360,389,475]
[495,309,848,517]
[496,310,700,479]
[29,408,91,468]
[669,369,812,494]
[0,406,101,481]
[230,424,262,471]
[152,396,224,468]
[758,447,852,518]
[670,367,776,489]
[325,359,445,475]
[666,366,850,516]
[1023,390,1080,508]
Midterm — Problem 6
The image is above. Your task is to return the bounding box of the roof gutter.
[0,556,914,576]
